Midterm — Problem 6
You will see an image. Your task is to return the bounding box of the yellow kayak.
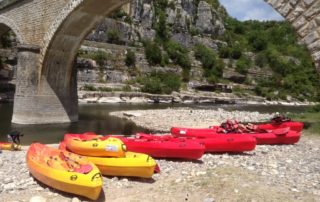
[0,142,21,151]
[64,134,126,157]
[87,152,157,178]
[27,143,103,200]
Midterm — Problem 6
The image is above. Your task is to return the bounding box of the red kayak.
[255,121,303,133]
[171,126,301,145]
[111,135,205,160]
[136,133,256,153]
[62,133,205,160]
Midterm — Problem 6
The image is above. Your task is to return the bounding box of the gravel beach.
[0,108,319,202]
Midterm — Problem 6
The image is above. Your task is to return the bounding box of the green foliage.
[83,84,97,91]
[235,56,251,75]
[125,49,136,67]
[93,51,108,67]
[248,31,268,51]
[164,40,191,69]
[218,46,231,58]
[194,44,224,83]
[155,10,170,41]
[255,52,268,68]
[139,72,181,94]
[223,16,320,101]
[111,9,127,19]
[230,45,242,60]
[0,32,13,48]
[107,29,121,44]
[144,40,163,66]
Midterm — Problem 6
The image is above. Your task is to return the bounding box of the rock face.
[89,0,226,47]
[196,1,225,36]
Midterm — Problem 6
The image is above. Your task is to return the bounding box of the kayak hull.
[60,138,157,178]
[64,134,126,157]
[0,142,21,151]
[171,127,301,145]
[198,135,256,152]
[257,122,303,133]
[115,136,205,160]
[87,152,156,178]
[250,130,300,145]
[27,143,102,200]
[136,134,256,153]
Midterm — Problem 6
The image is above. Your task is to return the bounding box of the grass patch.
[289,110,320,135]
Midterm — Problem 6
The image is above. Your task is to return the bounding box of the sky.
[219,0,284,21]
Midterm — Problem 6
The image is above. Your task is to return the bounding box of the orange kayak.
[26,143,103,200]
[64,134,127,157]
[0,142,21,151]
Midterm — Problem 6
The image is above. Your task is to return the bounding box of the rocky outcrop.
[195,1,225,36]
[89,0,226,47]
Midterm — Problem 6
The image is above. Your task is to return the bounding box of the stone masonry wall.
[265,0,320,71]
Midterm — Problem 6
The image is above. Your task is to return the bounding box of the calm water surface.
[0,103,308,145]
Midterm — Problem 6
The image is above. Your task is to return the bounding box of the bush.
[230,46,242,59]
[83,84,97,91]
[194,44,224,82]
[93,51,108,67]
[155,10,169,41]
[107,29,121,44]
[235,56,251,75]
[139,72,181,94]
[144,40,163,66]
[248,32,268,52]
[125,49,136,67]
[219,46,231,58]
[164,40,191,69]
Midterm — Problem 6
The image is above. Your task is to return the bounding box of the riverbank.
[1,108,320,201]
[110,107,274,133]
[1,136,319,202]
[78,91,318,106]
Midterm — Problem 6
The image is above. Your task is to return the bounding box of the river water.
[0,103,308,145]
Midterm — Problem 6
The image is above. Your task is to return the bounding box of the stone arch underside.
[265,0,320,71]
[0,15,24,43]
[12,0,130,124]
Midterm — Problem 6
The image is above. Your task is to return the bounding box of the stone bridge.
[0,0,319,124]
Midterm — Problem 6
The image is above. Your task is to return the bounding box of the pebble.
[203,198,215,202]
[71,197,81,202]
[29,196,47,202]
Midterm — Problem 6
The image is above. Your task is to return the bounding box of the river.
[0,103,308,145]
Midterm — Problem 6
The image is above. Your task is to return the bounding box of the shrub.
[93,51,108,67]
[107,29,121,44]
[230,46,242,60]
[144,41,163,66]
[194,44,224,81]
[140,72,181,94]
[155,10,169,41]
[83,84,97,91]
[235,56,251,75]
[164,40,191,69]
[219,46,231,58]
[125,49,136,67]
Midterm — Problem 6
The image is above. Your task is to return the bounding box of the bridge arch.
[0,15,24,43]
[12,0,131,124]
[264,0,320,70]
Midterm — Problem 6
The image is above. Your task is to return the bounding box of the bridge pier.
[12,44,78,124]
